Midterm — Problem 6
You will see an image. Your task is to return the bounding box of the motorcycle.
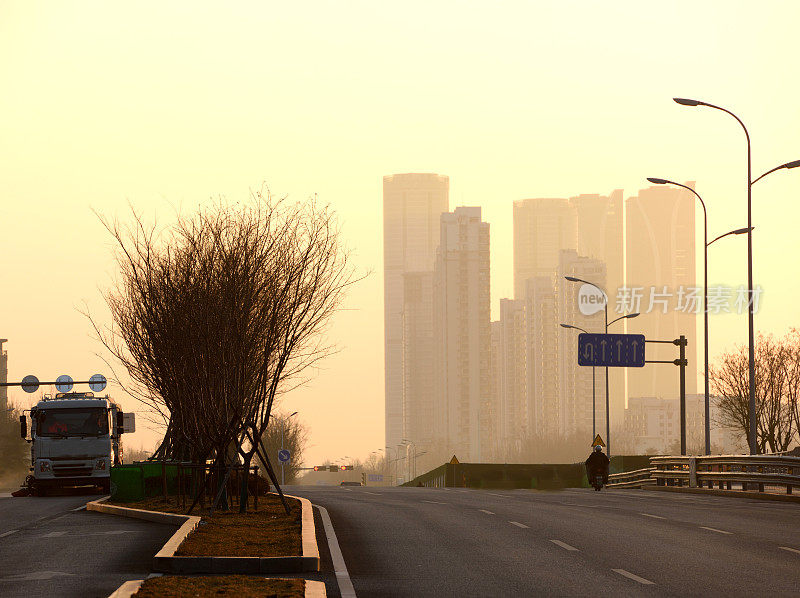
[591,472,604,491]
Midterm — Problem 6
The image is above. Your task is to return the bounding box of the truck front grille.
[52,465,93,478]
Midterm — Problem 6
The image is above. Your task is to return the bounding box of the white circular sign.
[55,375,74,393]
[577,284,607,316]
[89,374,107,392]
[21,375,40,393]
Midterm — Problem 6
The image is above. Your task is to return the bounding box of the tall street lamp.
[560,323,596,439]
[647,177,751,455]
[281,411,298,486]
[564,275,639,456]
[673,97,800,454]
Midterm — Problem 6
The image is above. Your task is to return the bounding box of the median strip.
[613,569,654,585]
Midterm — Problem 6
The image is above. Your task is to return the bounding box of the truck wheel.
[100,479,111,494]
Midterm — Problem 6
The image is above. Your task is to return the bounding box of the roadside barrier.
[607,454,800,495]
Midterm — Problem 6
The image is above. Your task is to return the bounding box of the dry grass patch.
[109,493,302,557]
[133,575,304,598]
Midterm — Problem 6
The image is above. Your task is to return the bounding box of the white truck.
[19,392,135,494]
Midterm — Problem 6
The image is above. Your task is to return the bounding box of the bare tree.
[93,189,357,511]
[710,333,796,453]
[258,411,308,485]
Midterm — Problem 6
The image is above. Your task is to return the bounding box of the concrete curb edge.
[108,578,326,598]
[87,492,319,574]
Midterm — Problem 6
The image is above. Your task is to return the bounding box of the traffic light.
[339,465,347,471]
[313,465,326,472]
[345,465,354,470]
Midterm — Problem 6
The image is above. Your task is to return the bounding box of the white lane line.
[509,521,529,528]
[317,504,356,598]
[364,491,381,495]
[700,526,732,535]
[422,500,447,505]
[550,539,578,551]
[640,513,665,519]
[42,531,67,538]
[478,509,494,515]
[71,505,87,511]
[0,493,13,499]
[0,529,18,538]
[779,546,800,555]
[487,493,508,498]
[613,569,655,585]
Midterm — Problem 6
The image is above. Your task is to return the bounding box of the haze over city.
[3,1,800,468]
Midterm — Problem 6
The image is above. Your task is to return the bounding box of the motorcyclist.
[585,445,610,485]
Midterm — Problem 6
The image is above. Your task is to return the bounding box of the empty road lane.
[289,485,800,597]
[0,493,178,598]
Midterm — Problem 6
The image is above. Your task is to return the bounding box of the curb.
[641,485,800,503]
[87,492,319,574]
[108,578,326,598]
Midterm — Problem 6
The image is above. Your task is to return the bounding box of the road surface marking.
[487,493,508,498]
[479,509,494,515]
[2,571,75,581]
[0,493,12,499]
[364,491,381,495]
[700,526,732,535]
[0,529,18,538]
[317,504,356,598]
[779,546,800,555]
[641,513,665,519]
[71,505,87,511]
[341,488,352,492]
[550,539,578,551]
[42,531,67,538]
[613,569,654,585]
[422,500,447,505]
[509,521,529,528]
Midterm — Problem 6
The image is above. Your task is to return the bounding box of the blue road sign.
[368,474,384,483]
[578,333,646,367]
[278,449,291,463]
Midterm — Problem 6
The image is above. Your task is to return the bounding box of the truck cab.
[20,392,135,494]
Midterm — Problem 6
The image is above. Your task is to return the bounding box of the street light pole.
[560,323,595,438]
[281,411,298,486]
[564,276,639,457]
[673,97,800,454]
[647,177,753,455]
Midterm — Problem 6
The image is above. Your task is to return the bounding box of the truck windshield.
[37,408,109,437]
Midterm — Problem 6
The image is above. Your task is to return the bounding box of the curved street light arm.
[560,323,588,334]
[608,312,640,328]
[707,227,753,247]
[752,160,800,185]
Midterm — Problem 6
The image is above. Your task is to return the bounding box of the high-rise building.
[402,271,435,451]
[497,299,527,456]
[557,251,606,438]
[0,339,7,412]
[433,207,490,461]
[513,198,577,299]
[626,184,697,401]
[523,276,558,439]
[383,173,449,450]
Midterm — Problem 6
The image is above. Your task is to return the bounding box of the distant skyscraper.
[626,184,697,401]
[557,250,606,438]
[383,173,449,451]
[433,207,490,461]
[524,276,558,438]
[0,339,7,412]
[497,299,527,456]
[513,198,577,299]
[402,271,435,451]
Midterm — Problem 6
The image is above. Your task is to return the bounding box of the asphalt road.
[288,485,800,597]
[0,491,178,598]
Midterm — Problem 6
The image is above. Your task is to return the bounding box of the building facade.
[433,207,490,461]
[383,173,449,450]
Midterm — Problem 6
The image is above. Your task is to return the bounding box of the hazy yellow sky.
[2,2,799,466]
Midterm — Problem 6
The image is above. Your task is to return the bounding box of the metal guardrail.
[607,455,800,494]
[607,467,657,489]
[650,454,800,494]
